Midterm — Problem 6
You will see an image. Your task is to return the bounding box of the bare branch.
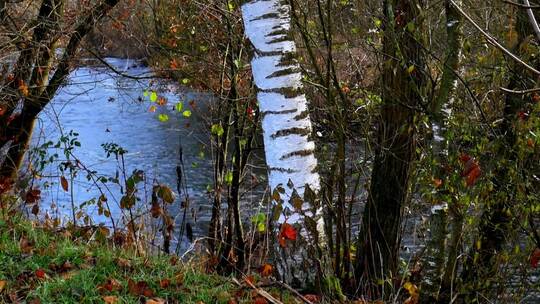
[450,0,540,75]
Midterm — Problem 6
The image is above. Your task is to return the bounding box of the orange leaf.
[60,176,69,192]
[18,80,29,97]
[259,264,273,277]
[0,280,6,292]
[103,296,118,304]
[244,275,256,285]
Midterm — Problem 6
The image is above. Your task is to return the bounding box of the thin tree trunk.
[355,0,426,299]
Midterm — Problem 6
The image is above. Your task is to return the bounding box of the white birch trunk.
[241,0,320,224]
[241,0,326,287]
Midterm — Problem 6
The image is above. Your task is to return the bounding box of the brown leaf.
[19,237,34,254]
[146,298,166,304]
[128,279,155,297]
[0,280,6,293]
[31,204,39,216]
[60,176,69,192]
[98,278,122,293]
[103,296,118,304]
[25,189,41,204]
[159,279,170,288]
[303,294,321,303]
[116,257,131,268]
[253,296,267,304]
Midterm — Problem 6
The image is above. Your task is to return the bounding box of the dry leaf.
[60,176,69,192]
[103,296,118,304]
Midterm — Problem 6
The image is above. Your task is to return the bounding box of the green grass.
[0,214,253,303]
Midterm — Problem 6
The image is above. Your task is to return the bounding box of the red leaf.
[303,294,321,303]
[280,223,297,241]
[35,269,46,279]
[530,248,540,268]
[460,154,481,187]
[253,296,268,304]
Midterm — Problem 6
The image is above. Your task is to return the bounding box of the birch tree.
[241,0,324,285]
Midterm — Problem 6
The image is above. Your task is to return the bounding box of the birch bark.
[241,0,325,286]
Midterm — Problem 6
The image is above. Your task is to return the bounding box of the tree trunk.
[354,0,426,299]
[241,0,324,287]
[0,0,120,184]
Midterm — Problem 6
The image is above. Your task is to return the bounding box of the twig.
[523,0,540,41]
[503,0,540,9]
[500,86,540,94]
[231,278,283,304]
[274,280,314,304]
[450,0,540,75]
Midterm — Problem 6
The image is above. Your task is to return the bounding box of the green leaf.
[182,110,192,117]
[150,91,158,102]
[211,124,224,136]
[143,90,149,97]
[175,102,184,112]
[224,171,233,185]
[158,114,169,122]
[182,78,190,84]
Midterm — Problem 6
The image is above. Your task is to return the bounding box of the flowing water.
[31,58,266,252]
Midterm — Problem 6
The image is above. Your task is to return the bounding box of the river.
[31,58,267,252]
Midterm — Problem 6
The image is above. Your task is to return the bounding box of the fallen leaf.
[159,279,170,288]
[128,279,155,297]
[0,280,6,293]
[103,296,118,304]
[19,237,34,254]
[253,296,267,304]
[146,298,166,304]
[303,294,321,303]
[98,278,122,292]
[116,257,131,268]
[35,269,46,279]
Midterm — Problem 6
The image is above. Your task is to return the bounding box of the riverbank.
[0,211,297,303]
